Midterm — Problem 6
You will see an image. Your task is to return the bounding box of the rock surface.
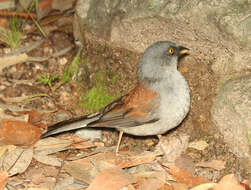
[74,0,251,76]
[211,75,251,159]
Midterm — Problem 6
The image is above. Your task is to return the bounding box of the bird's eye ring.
[168,48,174,55]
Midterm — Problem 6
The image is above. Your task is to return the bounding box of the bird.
[41,41,190,153]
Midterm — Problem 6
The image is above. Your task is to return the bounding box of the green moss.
[111,75,119,84]
[80,71,116,112]
[80,86,114,112]
[95,71,106,84]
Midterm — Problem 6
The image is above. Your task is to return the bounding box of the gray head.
[138,41,188,84]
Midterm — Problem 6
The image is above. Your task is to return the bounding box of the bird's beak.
[178,46,189,58]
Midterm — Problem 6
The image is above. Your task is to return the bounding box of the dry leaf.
[137,178,165,190]
[64,159,97,184]
[33,154,62,167]
[70,151,156,168]
[27,110,44,124]
[17,109,47,129]
[0,170,8,190]
[213,174,245,190]
[0,145,10,158]
[65,151,158,185]
[190,183,217,190]
[169,165,207,187]
[0,147,33,176]
[25,166,59,186]
[86,151,158,168]
[124,152,158,168]
[34,137,72,155]
[188,140,208,151]
[175,154,196,174]
[171,183,189,190]
[196,160,225,171]
[133,171,167,182]
[53,177,75,190]
[87,167,136,190]
[62,136,95,149]
[0,119,42,146]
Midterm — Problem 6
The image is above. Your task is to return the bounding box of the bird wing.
[41,85,159,138]
[89,84,160,128]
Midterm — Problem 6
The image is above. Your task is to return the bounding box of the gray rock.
[75,0,157,38]
[74,0,251,76]
[75,128,102,141]
[211,74,251,159]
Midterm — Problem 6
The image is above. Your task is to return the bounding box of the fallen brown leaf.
[213,174,245,190]
[116,151,158,168]
[0,147,33,176]
[34,137,72,155]
[64,159,96,184]
[168,165,207,187]
[190,183,216,190]
[17,109,47,129]
[33,154,62,167]
[171,183,189,190]
[0,119,42,146]
[62,136,96,149]
[196,160,225,171]
[133,171,167,183]
[175,154,196,174]
[0,170,8,190]
[87,166,136,190]
[137,178,165,190]
[68,151,158,170]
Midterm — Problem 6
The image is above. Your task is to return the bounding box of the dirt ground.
[0,14,249,187]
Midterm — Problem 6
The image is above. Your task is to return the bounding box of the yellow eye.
[168,48,174,55]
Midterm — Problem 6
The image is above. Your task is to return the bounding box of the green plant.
[81,71,115,112]
[52,46,83,91]
[81,86,114,112]
[7,17,22,48]
[37,74,59,89]
[248,131,251,146]
[61,47,82,83]
[111,75,119,84]
[19,0,46,37]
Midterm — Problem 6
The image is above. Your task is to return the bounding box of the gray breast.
[120,70,190,136]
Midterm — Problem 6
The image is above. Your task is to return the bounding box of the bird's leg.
[157,135,162,140]
[156,135,165,155]
[115,131,124,155]
[157,135,163,147]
